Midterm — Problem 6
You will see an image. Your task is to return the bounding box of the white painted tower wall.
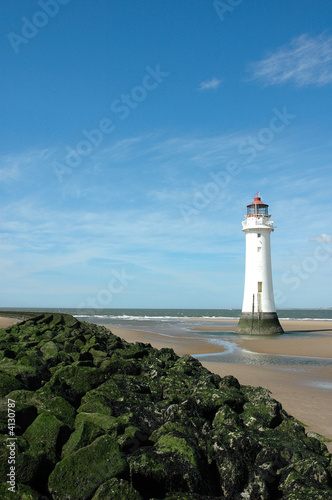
[241,215,277,315]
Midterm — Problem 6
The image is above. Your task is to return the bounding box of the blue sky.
[1,0,331,309]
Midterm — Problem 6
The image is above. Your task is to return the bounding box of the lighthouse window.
[258,282,262,292]
[258,207,268,215]
[257,247,261,252]
[257,233,261,238]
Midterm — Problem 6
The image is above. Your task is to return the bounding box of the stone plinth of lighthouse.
[236,193,283,335]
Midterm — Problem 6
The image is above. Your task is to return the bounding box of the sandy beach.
[109,319,332,452]
[0,317,19,328]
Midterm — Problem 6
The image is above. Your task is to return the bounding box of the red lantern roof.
[246,192,269,217]
[247,192,268,208]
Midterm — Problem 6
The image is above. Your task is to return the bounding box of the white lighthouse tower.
[236,193,283,335]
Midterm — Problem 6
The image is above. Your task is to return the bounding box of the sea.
[3,307,331,369]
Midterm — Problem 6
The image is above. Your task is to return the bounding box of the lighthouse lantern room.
[236,193,283,335]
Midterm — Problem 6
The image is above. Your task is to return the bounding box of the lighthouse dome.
[247,193,269,217]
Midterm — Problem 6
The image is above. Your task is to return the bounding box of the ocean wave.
[74,313,331,322]
[75,314,240,321]
[279,317,332,321]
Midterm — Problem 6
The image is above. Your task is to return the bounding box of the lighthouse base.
[236,312,284,335]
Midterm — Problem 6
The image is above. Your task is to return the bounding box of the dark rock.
[0,397,38,435]
[241,385,283,429]
[23,413,70,464]
[91,477,143,499]
[48,434,128,499]
[61,420,105,458]
[46,364,106,406]
[0,371,26,396]
[0,482,48,499]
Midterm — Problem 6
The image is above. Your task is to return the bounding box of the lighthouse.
[236,193,283,335]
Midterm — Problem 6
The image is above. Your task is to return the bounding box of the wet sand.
[109,327,225,355]
[0,317,19,328]
[238,319,332,358]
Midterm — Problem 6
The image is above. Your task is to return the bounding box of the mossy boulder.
[0,357,43,390]
[61,420,105,458]
[48,434,128,499]
[241,385,283,429]
[91,478,143,499]
[46,365,106,406]
[5,387,76,430]
[0,398,38,435]
[39,340,59,361]
[23,413,70,464]
[0,434,47,490]
[0,371,26,396]
[0,482,45,499]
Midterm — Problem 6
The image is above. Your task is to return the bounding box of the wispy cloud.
[311,234,332,244]
[248,33,332,87]
[198,77,222,90]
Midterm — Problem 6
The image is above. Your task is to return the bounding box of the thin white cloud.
[0,148,56,184]
[311,234,332,244]
[198,77,222,90]
[0,162,19,183]
[248,33,332,87]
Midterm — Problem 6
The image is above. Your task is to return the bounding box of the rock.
[23,413,70,464]
[48,434,128,499]
[5,387,76,429]
[241,385,283,429]
[0,397,38,435]
[61,420,105,458]
[0,482,47,499]
[39,340,59,362]
[46,364,106,406]
[128,443,212,498]
[75,411,130,433]
[0,371,26,397]
[91,478,143,499]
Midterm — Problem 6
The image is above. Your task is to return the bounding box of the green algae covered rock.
[0,313,332,499]
[5,387,76,429]
[61,420,105,458]
[0,371,26,397]
[48,434,128,499]
[0,434,48,491]
[91,478,143,499]
[23,413,70,464]
[47,364,107,406]
[0,482,45,500]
